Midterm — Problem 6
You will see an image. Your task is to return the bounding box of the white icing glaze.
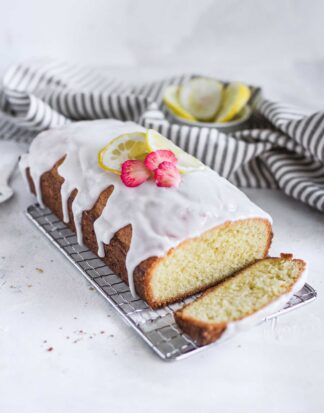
[215,264,308,343]
[20,119,272,296]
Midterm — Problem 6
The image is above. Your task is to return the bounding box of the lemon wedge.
[145,129,205,173]
[215,82,251,123]
[163,85,196,121]
[98,132,150,174]
[179,77,223,121]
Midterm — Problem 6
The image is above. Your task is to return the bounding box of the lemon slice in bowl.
[145,129,205,173]
[163,85,196,121]
[98,132,150,175]
[215,82,251,123]
[178,77,223,121]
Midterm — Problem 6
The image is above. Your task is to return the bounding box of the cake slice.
[20,119,272,308]
[175,254,306,345]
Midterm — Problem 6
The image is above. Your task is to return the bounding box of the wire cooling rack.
[26,204,317,361]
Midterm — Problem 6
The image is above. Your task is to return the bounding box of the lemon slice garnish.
[163,85,197,121]
[215,82,251,123]
[145,129,205,173]
[98,132,150,175]
[179,77,223,121]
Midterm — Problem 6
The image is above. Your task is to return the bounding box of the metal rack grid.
[26,204,317,361]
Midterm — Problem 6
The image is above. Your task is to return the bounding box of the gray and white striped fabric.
[1,60,323,212]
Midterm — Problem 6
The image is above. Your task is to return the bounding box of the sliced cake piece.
[175,254,306,346]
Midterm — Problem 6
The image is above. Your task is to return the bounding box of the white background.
[1,1,324,412]
[1,0,324,108]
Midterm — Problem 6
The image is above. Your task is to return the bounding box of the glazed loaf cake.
[20,120,273,308]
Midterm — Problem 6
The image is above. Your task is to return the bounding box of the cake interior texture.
[150,219,271,305]
[175,256,305,345]
[181,257,304,323]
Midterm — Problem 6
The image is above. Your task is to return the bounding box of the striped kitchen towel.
[1,59,323,212]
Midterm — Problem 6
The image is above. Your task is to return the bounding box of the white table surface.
[0,152,323,413]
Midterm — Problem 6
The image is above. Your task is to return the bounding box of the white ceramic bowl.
[165,105,252,134]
